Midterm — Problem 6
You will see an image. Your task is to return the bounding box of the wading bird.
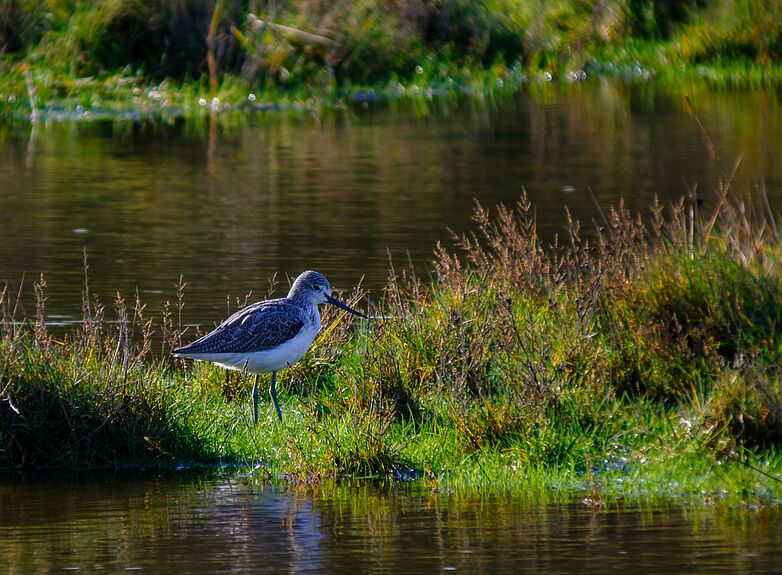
[172,270,366,423]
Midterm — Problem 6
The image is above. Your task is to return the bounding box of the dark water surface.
[1,82,781,328]
[1,473,781,574]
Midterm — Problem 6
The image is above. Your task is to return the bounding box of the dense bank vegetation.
[0,0,780,120]
[1,181,781,500]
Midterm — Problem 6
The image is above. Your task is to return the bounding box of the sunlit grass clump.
[316,189,781,493]
[282,184,781,496]
[1,183,781,500]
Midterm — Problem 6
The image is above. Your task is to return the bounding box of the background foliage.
[0,0,779,90]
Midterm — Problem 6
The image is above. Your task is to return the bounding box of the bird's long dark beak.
[325,293,367,318]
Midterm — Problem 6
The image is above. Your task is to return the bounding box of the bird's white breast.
[185,320,321,374]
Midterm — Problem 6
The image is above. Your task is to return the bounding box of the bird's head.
[288,270,366,318]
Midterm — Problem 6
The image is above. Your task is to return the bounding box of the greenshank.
[172,270,365,422]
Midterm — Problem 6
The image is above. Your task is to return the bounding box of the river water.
[1,472,780,574]
[1,82,782,571]
[1,82,780,328]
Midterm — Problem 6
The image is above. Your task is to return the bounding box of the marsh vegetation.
[0,1,780,121]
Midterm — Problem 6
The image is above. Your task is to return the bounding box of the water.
[1,472,780,574]
[1,82,781,329]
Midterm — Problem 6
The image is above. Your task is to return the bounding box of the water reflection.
[0,474,780,574]
[0,82,780,329]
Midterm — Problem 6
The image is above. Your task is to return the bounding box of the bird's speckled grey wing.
[174,298,305,355]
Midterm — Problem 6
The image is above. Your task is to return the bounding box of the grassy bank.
[0,1,781,122]
[2,179,781,501]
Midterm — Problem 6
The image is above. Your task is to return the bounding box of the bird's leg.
[269,371,283,422]
[252,373,259,425]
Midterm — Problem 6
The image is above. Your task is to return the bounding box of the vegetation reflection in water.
[0,473,780,574]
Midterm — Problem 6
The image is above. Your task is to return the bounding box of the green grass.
[0,1,781,123]
[2,178,782,503]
